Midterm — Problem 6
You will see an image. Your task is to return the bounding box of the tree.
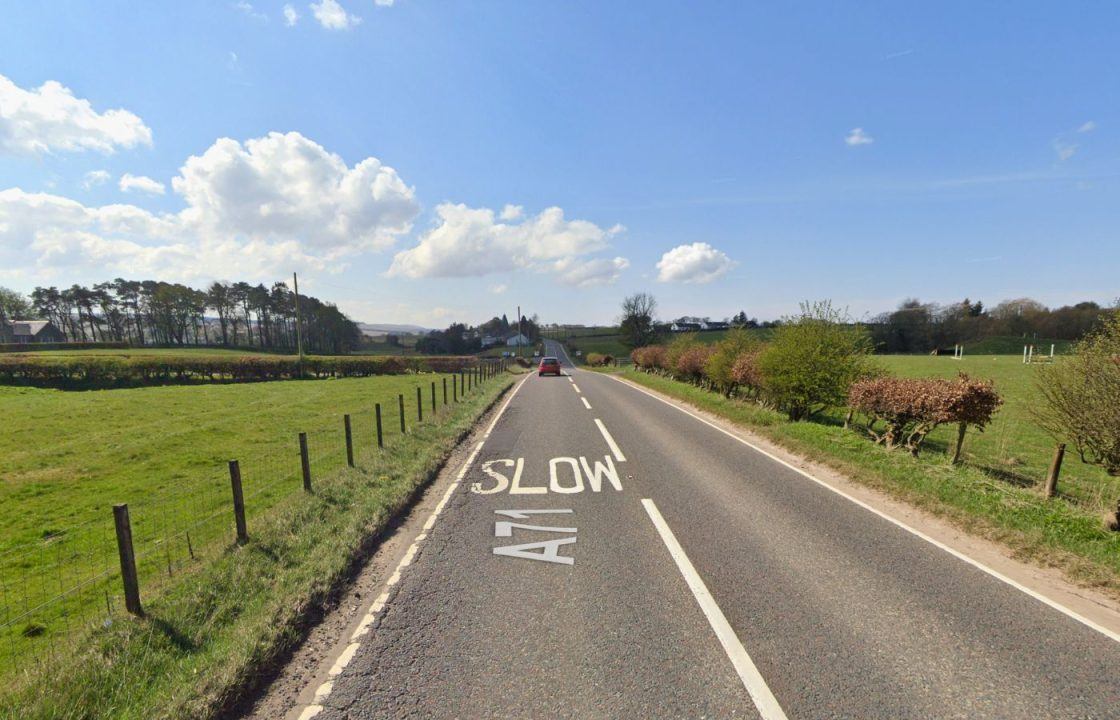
[0,287,31,324]
[619,292,659,349]
[758,301,876,421]
[1035,311,1120,476]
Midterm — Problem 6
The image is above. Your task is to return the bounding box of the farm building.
[0,320,66,344]
[506,333,532,346]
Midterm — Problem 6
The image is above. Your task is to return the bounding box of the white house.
[506,333,531,347]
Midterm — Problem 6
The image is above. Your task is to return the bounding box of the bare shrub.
[1035,311,1120,476]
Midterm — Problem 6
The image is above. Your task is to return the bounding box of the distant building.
[481,335,502,348]
[2,320,66,344]
[700,320,730,331]
[670,322,701,332]
[506,333,532,346]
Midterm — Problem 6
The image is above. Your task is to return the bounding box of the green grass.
[0,370,504,706]
[617,366,1120,597]
[874,355,1119,513]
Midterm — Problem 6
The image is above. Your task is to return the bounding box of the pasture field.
[875,355,1119,514]
[0,369,498,691]
[1,346,280,358]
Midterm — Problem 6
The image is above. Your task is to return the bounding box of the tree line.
[2,279,361,354]
[868,297,1113,353]
[616,293,1115,354]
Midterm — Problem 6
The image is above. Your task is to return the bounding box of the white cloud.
[119,173,166,195]
[283,4,300,25]
[374,0,395,5]
[0,73,152,155]
[1054,140,1077,162]
[1078,120,1097,133]
[388,203,626,285]
[554,256,630,287]
[0,131,419,284]
[173,131,417,255]
[844,127,874,146]
[233,1,267,20]
[490,283,508,295]
[656,242,735,284]
[310,0,361,29]
[81,170,110,189]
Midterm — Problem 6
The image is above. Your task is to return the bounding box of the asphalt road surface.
[305,340,1120,719]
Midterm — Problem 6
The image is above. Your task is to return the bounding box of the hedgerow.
[0,354,475,388]
[585,352,613,367]
[848,374,1001,457]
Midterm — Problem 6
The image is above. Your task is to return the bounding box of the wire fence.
[0,360,508,686]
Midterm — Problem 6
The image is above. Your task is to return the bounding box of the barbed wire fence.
[0,359,508,690]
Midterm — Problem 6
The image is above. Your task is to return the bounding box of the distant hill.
[357,322,432,336]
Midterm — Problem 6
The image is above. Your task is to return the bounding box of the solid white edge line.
[642,498,788,720]
[581,397,592,410]
[593,418,626,462]
[293,371,531,716]
[610,374,1120,646]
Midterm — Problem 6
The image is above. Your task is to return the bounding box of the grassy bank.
[615,367,1120,595]
[0,371,514,719]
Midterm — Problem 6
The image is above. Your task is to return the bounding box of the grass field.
[874,355,1118,513]
[0,369,496,698]
[0,347,281,358]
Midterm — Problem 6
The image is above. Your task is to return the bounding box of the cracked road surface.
[303,340,1120,719]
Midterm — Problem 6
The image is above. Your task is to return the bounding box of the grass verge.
[614,368,1120,597]
[1,373,516,720]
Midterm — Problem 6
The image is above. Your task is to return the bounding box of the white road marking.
[581,397,592,410]
[572,384,582,393]
[642,499,788,720]
[594,418,627,462]
[293,372,531,717]
[612,375,1120,646]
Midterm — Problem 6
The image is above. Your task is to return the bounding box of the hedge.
[0,355,477,388]
[0,341,129,354]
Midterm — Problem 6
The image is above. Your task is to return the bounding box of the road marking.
[642,498,788,720]
[581,397,592,410]
[572,383,582,393]
[292,372,531,717]
[594,418,626,462]
[612,375,1120,646]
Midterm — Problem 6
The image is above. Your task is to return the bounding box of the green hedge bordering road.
[0,354,478,387]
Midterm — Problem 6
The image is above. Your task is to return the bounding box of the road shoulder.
[237,382,519,720]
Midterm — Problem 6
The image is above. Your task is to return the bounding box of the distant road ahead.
[307,338,1120,719]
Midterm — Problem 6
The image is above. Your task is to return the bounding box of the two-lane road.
[305,340,1120,719]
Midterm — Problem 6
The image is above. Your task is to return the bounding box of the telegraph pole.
[293,272,305,375]
[517,304,522,359]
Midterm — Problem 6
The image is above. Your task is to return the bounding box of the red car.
[538,357,562,376]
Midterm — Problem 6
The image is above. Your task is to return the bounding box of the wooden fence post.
[375,403,383,448]
[344,414,354,467]
[229,460,248,544]
[443,377,447,405]
[453,374,458,402]
[417,386,423,423]
[951,422,967,464]
[1044,443,1066,498]
[431,381,436,413]
[299,432,312,492]
[112,504,142,616]
[398,393,406,433]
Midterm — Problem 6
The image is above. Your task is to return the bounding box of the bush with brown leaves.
[849,373,1000,458]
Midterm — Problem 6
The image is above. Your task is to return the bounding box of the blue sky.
[1,1,1117,326]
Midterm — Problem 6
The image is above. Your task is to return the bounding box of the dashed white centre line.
[642,498,788,720]
[572,384,582,393]
[581,397,592,410]
[594,418,626,462]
